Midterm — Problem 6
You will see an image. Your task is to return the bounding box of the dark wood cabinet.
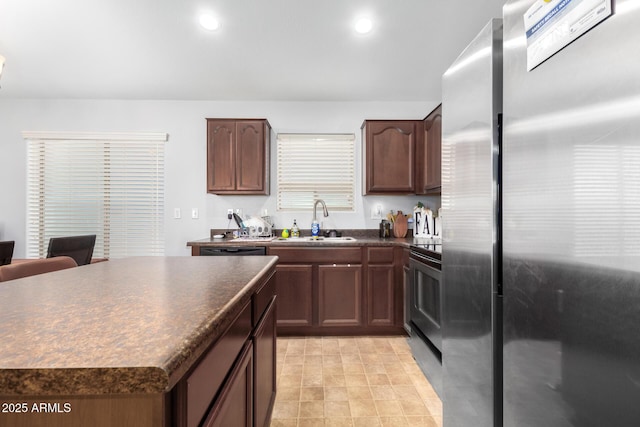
[173,270,277,427]
[203,341,253,427]
[416,104,442,194]
[366,247,396,326]
[273,264,313,328]
[268,246,403,336]
[206,119,271,195]
[362,120,422,194]
[318,264,362,327]
[253,299,276,427]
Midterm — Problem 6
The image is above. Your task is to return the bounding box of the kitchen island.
[0,256,278,427]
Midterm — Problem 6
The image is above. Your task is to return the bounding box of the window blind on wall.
[277,133,355,211]
[24,131,167,259]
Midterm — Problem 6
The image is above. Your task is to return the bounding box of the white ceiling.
[0,0,506,101]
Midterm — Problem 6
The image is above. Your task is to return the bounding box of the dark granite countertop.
[187,229,423,249]
[0,256,278,396]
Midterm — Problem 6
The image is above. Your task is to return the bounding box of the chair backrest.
[46,235,96,266]
[0,241,15,266]
[0,256,78,282]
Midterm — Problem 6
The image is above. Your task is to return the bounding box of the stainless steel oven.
[410,246,442,352]
[408,243,443,397]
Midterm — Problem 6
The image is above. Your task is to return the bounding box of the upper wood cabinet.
[362,120,423,194]
[416,104,442,194]
[206,119,271,195]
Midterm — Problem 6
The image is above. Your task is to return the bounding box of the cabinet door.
[253,299,276,427]
[236,121,268,193]
[367,264,395,326]
[203,341,253,427]
[318,264,362,327]
[364,121,417,194]
[274,264,313,327]
[207,120,236,192]
[417,105,442,194]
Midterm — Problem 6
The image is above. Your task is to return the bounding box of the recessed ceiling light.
[354,17,373,34]
[199,14,220,31]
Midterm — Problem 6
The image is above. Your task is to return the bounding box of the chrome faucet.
[313,199,329,222]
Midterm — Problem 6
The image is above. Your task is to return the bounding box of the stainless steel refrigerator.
[442,0,640,425]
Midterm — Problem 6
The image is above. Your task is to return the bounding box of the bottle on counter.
[311,219,320,237]
[291,220,300,238]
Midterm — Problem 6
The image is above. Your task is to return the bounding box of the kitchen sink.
[275,236,357,243]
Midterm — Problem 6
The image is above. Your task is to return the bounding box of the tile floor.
[270,336,443,427]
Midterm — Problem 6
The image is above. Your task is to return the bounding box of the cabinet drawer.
[185,303,252,427]
[367,247,395,264]
[268,247,361,264]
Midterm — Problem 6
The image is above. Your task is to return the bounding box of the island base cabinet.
[253,299,277,427]
[0,394,167,427]
[203,341,253,427]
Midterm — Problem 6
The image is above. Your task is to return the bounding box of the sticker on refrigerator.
[524,0,612,71]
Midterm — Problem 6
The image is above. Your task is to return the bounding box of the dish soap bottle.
[291,220,300,238]
[311,219,320,237]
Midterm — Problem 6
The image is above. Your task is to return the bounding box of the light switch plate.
[173,208,181,219]
[191,208,199,219]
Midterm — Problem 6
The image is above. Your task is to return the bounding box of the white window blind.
[24,131,167,259]
[277,133,355,211]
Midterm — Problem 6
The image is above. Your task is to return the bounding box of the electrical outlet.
[173,208,181,219]
[371,204,383,219]
[191,208,199,219]
[227,209,233,220]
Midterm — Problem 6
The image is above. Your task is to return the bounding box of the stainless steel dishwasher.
[199,246,267,256]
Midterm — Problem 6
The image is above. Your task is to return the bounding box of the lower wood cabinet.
[268,246,404,336]
[203,341,253,427]
[172,271,276,427]
[318,264,362,327]
[273,264,313,327]
[253,299,277,427]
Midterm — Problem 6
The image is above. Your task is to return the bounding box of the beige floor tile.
[325,386,349,401]
[279,373,303,388]
[346,386,373,400]
[323,365,344,376]
[300,386,324,401]
[270,337,440,427]
[400,400,429,416]
[272,400,299,419]
[380,416,408,426]
[423,398,443,416]
[349,400,378,417]
[277,387,301,401]
[342,363,365,375]
[269,418,297,427]
[325,417,355,427]
[406,415,440,426]
[302,374,324,387]
[374,400,404,416]
[324,400,351,417]
[324,374,347,387]
[298,418,324,427]
[370,385,397,401]
[353,417,382,427]
[344,374,368,386]
[299,401,325,418]
[387,373,413,386]
[392,385,421,401]
[366,373,390,386]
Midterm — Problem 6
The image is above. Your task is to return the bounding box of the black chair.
[46,235,96,266]
[0,240,15,266]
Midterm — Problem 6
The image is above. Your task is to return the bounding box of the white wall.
[0,99,442,257]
